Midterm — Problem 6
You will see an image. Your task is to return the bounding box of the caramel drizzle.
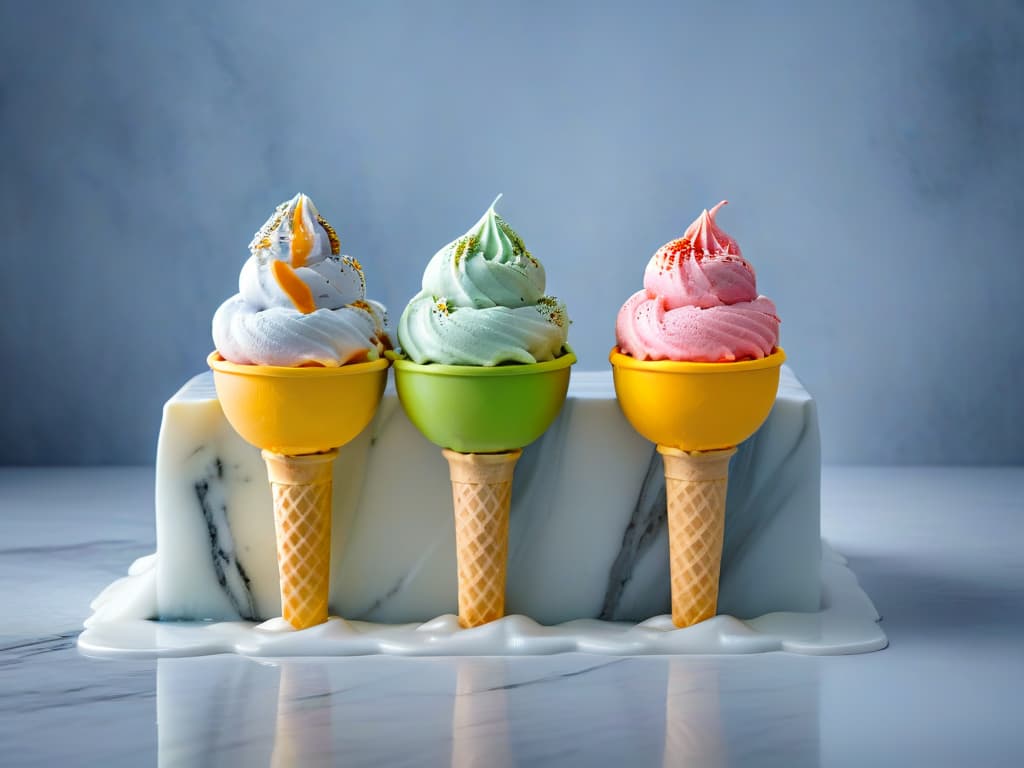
[289,197,314,268]
[268,197,319,314]
[270,260,315,314]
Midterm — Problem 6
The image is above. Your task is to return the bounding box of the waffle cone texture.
[442,449,521,628]
[658,446,736,628]
[262,450,337,630]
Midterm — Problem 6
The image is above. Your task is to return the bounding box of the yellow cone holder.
[208,352,388,631]
[609,347,785,629]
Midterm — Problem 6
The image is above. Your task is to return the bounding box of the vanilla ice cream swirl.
[213,193,389,366]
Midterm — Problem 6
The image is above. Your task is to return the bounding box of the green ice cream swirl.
[398,197,570,365]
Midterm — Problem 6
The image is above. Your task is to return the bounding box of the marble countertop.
[1,466,1021,767]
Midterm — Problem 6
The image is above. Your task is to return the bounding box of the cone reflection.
[451,659,513,768]
[271,662,333,768]
[662,659,725,767]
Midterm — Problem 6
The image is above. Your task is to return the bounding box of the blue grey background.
[1,1,1021,465]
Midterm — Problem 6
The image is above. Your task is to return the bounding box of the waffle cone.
[262,449,337,630]
[658,446,736,628]
[442,449,521,628]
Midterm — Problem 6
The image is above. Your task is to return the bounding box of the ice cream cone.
[658,446,735,627]
[442,449,521,628]
[263,450,336,630]
[209,352,388,630]
[393,351,573,628]
[393,201,574,629]
[610,347,784,627]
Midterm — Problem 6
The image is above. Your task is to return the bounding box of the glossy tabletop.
[1,467,1022,767]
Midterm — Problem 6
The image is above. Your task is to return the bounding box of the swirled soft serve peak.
[616,201,779,362]
[213,193,389,367]
[398,196,569,365]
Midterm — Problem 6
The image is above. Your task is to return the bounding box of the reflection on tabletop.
[450,660,512,768]
[154,654,823,767]
[270,663,333,768]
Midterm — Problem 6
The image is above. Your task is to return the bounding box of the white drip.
[78,543,885,658]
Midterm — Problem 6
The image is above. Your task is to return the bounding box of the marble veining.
[599,451,667,620]
[146,368,823,630]
[193,456,256,620]
[0,632,79,667]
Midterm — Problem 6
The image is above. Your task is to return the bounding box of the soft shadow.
[843,551,1024,639]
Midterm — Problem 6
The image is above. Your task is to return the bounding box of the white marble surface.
[142,367,821,627]
[1,466,1022,766]
[75,366,851,656]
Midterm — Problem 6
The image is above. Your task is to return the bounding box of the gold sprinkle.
[317,214,341,255]
[249,202,288,254]
[496,216,534,263]
[453,235,477,266]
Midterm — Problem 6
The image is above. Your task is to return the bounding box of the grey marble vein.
[0,632,79,666]
[599,448,666,620]
[482,658,628,692]
[193,456,256,620]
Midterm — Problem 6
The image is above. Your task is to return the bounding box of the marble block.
[147,366,820,626]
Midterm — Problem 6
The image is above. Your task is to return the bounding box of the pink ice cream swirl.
[615,201,780,362]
